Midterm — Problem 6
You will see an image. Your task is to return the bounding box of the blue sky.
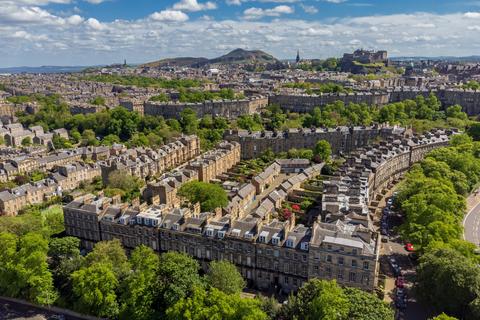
[0,0,479,66]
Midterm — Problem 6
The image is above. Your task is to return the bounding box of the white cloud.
[376,38,393,44]
[149,10,189,22]
[465,12,480,18]
[172,0,217,12]
[299,27,332,36]
[225,0,243,5]
[85,17,106,30]
[243,5,293,20]
[413,23,436,28]
[66,14,84,25]
[84,0,110,3]
[301,4,318,14]
[1,8,480,67]
[324,0,347,3]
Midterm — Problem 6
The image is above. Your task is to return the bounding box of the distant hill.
[209,48,278,65]
[141,57,209,68]
[0,65,89,74]
[142,48,279,68]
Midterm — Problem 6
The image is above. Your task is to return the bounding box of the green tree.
[80,129,99,146]
[430,313,458,320]
[280,279,347,320]
[119,245,160,320]
[416,248,480,318]
[308,280,349,320]
[157,252,205,309]
[0,232,58,305]
[468,123,480,141]
[166,287,268,320]
[102,134,121,145]
[48,236,80,267]
[206,260,245,294]
[343,287,394,320]
[178,181,228,212]
[314,140,332,162]
[107,170,144,201]
[72,262,120,318]
[90,96,106,106]
[84,239,130,279]
[180,108,198,135]
[21,136,32,146]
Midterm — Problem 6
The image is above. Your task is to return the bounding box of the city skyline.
[1,0,480,67]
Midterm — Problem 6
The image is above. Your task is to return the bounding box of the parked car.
[395,287,405,298]
[405,243,415,252]
[395,276,405,288]
[388,257,402,276]
[387,198,393,206]
[408,252,419,261]
[395,297,407,310]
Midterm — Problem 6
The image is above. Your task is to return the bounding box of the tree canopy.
[178,181,229,212]
[206,260,245,295]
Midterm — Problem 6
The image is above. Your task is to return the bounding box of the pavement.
[377,186,430,320]
[463,188,480,246]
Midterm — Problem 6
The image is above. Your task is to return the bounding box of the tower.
[296,50,300,63]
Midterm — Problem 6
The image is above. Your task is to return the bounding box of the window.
[338,257,344,265]
[326,266,332,277]
[286,239,294,248]
[326,255,332,262]
[327,245,332,250]
[349,272,356,282]
[352,260,357,267]
[352,248,358,255]
[363,261,369,270]
[340,246,344,252]
[274,250,279,257]
[337,270,344,280]
[284,277,289,284]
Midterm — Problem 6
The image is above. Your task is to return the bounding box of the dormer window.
[218,231,225,239]
[206,228,214,237]
[259,236,266,243]
[172,223,179,231]
[301,242,309,251]
[272,236,280,245]
[286,239,294,248]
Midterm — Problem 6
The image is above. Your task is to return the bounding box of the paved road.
[463,199,480,246]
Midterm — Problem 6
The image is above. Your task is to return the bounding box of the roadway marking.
[463,197,480,246]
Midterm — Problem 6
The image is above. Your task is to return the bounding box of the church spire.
[296,49,300,63]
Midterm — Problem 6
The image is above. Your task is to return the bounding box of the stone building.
[0,161,101,216]
[224,126,404,159]
[143,96,268,119]
[186,141,241,182]
[98,135,200,183]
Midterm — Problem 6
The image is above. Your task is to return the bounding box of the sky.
[1,0,480,67]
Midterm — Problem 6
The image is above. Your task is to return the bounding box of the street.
[463,189,480,246]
